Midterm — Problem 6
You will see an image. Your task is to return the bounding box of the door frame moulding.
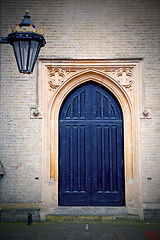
[37,59,145,217]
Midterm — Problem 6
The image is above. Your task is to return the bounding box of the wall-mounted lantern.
[0,11,46,74]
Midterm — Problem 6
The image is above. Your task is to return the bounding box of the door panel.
[59,123,91,205]
[59,82,124,206]
[92,123,124,205]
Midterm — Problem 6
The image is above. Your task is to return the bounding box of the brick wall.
[0,0,160,219]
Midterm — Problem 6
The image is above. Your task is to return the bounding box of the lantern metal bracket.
[0,37,9,44]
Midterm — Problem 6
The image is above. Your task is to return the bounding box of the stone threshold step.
[54,206,127,215]
[45,215,140,223]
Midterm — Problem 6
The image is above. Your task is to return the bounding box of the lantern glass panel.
[28,40,40,73]
[19,41,30,72]
[13,41,22,72]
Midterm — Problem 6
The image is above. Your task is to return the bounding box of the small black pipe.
[27,213,32,225]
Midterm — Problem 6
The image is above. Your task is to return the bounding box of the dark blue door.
[59,82,125,206]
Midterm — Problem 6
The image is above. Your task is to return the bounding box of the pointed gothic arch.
[50,69,133,188]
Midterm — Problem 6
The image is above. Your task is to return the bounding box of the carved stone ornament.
[30,107,42,119]
[48,68,66,90]
[0,161,5,176]
[141,109,152,119]
[110,68,133,90]
[47,67,134,93]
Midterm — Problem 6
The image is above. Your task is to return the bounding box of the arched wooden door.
[59,82,125,206]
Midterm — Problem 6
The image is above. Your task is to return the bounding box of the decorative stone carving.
[47,67,134,93]
[48,68,67,90]
[141,109,152,119]
[0,161,5,176]
[109,68,133,91]
[30,107,42,119]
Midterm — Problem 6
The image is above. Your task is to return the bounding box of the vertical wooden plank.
[104,125,110,192]
[80,92,85,118]
[77,125,80,192]
[112,125,118,192]
[109,125,113,193]
[80,125,85,192]
[96,91,101,118]
[110,105,116,119]
[73,125,78,191]
[66,105,71,118]
[97,125,102,192]
[70,125,73,193]
[117,124,124,194]
[73,97,78,118]
[103,96,109,118]
[65,125,70,192]
[102,125,105,192]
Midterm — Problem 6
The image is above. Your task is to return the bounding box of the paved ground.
[0,222,160,240]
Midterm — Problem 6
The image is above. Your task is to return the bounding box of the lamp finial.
[25,10,29,15]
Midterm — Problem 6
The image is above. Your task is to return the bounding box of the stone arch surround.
[50,70,133,181]
[38,60,144,218]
